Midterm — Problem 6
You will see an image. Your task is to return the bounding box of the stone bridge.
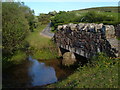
[53,23,119,65]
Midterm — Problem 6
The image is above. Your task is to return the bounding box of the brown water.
[3,56,74,88]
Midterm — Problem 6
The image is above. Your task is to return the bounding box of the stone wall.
[115,24,120,57]
[54,23,118,58]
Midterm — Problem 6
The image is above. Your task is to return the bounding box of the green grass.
[26,23,49,49]
[51,7,119,30]
[32,47,58,60]
[26,22,58,59]
[3,50,27,69]
[51,26,57,33]
[117,37,120,40]
[10,50,27,64]
[47,53,119,88]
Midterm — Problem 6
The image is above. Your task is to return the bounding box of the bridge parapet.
[54,23,117,58]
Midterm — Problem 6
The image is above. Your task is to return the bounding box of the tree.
[38,13,51,25]
[2,2,29,56]
[48,10,57,16]
[20,5,35,32]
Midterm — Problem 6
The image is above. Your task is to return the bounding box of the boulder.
[63,25,67,29]
[89,24,95,32]
[62,52,77,66]
[115,24,120,37]
[105,25,115,39]
[57,25,63,30]
[77,23,85,31]
[95,23,103,32]
[68,23,77,31]
[83,24,89,31]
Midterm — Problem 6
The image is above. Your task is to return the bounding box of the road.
[40,23,54,38]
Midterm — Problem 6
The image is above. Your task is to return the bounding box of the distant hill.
[72,6,119,13]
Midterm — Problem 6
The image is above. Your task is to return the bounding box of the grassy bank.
[25,22,58,59]
[3,22,58,69]
[47,53,119,88]
[3,50,27,69]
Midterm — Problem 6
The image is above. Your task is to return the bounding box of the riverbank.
[3,22,58,69]
[3,56,75,88]
[47,53,119,88]
[25,23,58,60]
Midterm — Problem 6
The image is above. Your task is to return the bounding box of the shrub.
[2,2,29,56]
[51,10,118,30]
[82,11,115,23]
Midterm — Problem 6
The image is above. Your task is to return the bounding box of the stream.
[3,56,75,88]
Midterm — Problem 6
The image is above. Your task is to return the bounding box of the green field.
[25,22,58,60]
[25,23,49,49]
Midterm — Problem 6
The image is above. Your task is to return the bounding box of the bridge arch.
[54,23,118,66]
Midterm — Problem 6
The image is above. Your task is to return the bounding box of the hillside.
[51,6,120,30]
[72,6,119,13]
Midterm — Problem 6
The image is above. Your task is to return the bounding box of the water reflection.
[3,56,74,88]
[28,56,57,86]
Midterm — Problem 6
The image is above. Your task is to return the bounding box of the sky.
[23,1,119,16]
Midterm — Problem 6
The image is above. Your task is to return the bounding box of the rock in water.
[62,52,77,66]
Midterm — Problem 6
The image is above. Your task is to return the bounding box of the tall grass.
[47,53,119,88]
